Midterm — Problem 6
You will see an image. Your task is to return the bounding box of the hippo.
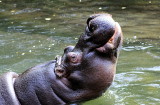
[0,13,123,105]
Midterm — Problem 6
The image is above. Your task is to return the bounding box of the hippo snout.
[87,14,115,33]
[86,14,116,45]
[75,13,117,49]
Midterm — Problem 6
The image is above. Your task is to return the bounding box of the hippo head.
[55,13,123,78]
[52,14,123,104]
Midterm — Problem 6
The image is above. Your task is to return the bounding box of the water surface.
[0,0,160,105]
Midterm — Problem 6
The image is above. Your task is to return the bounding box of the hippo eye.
[70,55,78,63]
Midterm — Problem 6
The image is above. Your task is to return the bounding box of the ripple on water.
[110,70,160,104]
[142,84,160,88]
[114,72,144,87]
[13,8,41,15]
[136,66,160,71]
[0,40,6,46]
[0,9,5,12]
[146,51,160,59]
[122,45,153,51]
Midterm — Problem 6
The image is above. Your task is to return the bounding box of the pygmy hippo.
[0,13,123,105]
[53,13,123,102]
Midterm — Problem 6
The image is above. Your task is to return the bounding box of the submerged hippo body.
[0,13,123,105]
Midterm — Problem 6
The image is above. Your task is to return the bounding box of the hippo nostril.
[87,17,97,33]
[87,20,97,33]
[86,14,101,26]
[87,17,93,26]
[88,24,96,32]
[87,15,102,33]
[87,18,94,32]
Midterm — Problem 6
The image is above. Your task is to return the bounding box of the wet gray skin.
[0,13,123,105]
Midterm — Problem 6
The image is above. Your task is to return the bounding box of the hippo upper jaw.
[74,13,117,51]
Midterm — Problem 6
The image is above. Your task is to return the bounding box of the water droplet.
[45,18,51,21]
[29,50,32,53]
[33,46,35,48]
[99,7,102,10]
[11,10,15,13]
[21,53,25,55]
[121,7,126,10]
[133,36,137,39]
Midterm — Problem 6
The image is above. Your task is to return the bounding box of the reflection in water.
[0,0,160,105]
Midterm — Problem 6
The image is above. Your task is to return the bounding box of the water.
[0,0,160,105]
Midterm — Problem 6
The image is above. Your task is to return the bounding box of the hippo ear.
[64,46,74,54]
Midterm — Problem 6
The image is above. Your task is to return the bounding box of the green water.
[0,0,160,105]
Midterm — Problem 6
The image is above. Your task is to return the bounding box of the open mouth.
[107,22,122,46]
[108,36,113,43]
[96,21,122,53]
